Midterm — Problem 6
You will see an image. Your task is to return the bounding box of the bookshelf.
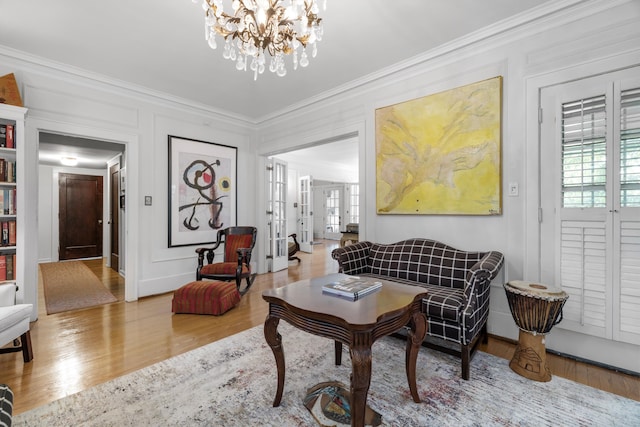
[0,104,26,292]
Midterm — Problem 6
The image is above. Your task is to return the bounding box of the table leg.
[349,337,372,427]
[264,315,284,407]
[405,311,427,403]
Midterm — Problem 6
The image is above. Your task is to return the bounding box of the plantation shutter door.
[617,85,640,344]
[541,70,640,345]
[557,93,610,338]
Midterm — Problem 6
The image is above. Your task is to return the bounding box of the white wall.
[254,0,640,372]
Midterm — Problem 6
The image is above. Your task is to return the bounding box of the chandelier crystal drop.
[195,0,326,81]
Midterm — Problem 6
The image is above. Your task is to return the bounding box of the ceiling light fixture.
[60,156,78,166]
[195,0,326,80]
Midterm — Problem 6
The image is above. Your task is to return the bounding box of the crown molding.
[255,0,625,124]
[0,44,257,128]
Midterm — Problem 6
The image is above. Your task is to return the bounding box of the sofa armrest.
[331,241,373,275]
[464,251,505,308]
[475,251,504,281]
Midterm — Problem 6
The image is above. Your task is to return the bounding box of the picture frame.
[375,76,503,215]
[168,135,237,247]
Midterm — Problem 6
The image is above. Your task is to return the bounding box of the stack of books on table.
[322,276,382,301]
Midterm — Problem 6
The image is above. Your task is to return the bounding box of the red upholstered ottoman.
[172,280,241,315]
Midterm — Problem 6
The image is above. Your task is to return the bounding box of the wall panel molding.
[25,84,139,128]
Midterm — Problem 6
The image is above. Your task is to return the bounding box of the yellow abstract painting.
[375,76,502,215]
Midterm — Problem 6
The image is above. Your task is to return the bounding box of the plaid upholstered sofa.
[331,238,504,380]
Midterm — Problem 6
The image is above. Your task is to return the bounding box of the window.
[620,88,640,207]
[561,95,607,208]
[560,88,640,209]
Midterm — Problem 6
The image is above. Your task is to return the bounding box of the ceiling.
[2,1,554,173]
[0,0,549,123]
[275,136,359,183]
[38,133,124,170]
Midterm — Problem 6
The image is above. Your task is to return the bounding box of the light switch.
[144,196,152,206]
[508,182,519,197]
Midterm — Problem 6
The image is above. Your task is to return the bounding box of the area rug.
[14,323,640,426]
[40,261,117,314]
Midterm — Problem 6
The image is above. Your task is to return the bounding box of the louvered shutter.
[559,220,608,337]
[617,87,640,344]
[557,95,610,338]
[561,95,607,208]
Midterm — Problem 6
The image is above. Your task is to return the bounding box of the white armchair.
[0,283,33,362]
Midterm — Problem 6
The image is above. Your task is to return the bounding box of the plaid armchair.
[332,238,504,380]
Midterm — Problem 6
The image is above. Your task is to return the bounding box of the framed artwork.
[375,76,502,215]
[168,135,237,247]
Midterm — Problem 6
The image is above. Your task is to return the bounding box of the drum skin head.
[506,280,566,299]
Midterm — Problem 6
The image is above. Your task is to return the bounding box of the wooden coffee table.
[262,273,428,427]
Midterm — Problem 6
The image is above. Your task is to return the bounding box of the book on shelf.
[1,221,9,246]
[0,125,5,148]
[5,254,13,280]
[5,124,14,149]
[0,255,6,281]
[0,159,13,182]
[6,161,14,183]
[8,220,16,246]
[0,189,13,214]
[5,189,15,215]
[322,276,383,300]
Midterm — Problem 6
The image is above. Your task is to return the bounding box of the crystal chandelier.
[195,0,326,80]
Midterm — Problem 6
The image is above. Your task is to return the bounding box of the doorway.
[58,173,103,260]
[263,134,360,271]
[38,131,126,308]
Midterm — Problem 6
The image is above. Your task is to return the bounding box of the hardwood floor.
[2,241,639,415]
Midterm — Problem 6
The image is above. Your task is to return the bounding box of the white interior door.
[267,158,288,272]
[539,67,640,345]
[324,186,343,240]
[298,175,313,252]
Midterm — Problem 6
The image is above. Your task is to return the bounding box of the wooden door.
[59,173,103,260]
[109,164,119,272]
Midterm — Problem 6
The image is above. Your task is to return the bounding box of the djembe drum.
[504,280,568,382]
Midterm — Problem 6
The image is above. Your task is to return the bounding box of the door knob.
[98,219,103,224]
